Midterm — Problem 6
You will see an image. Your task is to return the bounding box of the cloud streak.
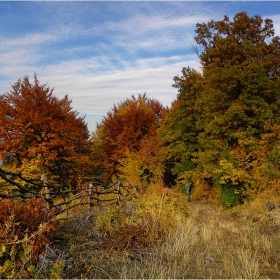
[41,53,200,113]
[0,4,11,19]
[1,1,280,133]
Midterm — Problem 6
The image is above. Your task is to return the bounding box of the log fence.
[0,167,140,217]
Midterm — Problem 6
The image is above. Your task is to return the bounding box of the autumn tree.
[158,67,204,184]
[195,12,280,202]
[195,12,280,141]
[91,94,166,184]
[0,75,91,190]
[160,12,280,205]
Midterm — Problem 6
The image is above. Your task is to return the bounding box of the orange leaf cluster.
[0,198,59,265]
[0,75,90,186]
[93,94,166,181]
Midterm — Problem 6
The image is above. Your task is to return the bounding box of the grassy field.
[35,184,280,279]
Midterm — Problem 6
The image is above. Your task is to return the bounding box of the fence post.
[88,182,92,209]
[41,174,50,208]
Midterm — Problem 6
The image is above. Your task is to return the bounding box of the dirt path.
[186,200,239,225]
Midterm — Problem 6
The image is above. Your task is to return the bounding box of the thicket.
[1,12,279,207]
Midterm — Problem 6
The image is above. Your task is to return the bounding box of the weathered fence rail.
[0,167,140,217]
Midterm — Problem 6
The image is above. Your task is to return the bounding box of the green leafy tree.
[160,12,280,203]
[195,12,280,194]
[158,67,203,183]
[195,12,280,143]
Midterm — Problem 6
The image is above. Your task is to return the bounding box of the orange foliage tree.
[91,94,167,184]
[0,75,91,190]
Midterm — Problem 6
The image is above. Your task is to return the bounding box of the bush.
[0,198,59,278]
[220,184,239,208]
[95,185,191,251]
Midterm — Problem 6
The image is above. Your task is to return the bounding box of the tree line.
[1,12,280,208]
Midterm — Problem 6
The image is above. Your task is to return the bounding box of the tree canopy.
[0,75,90,189]
[159,12,280,206]
[1,12,280,207]
[91,93,166,184]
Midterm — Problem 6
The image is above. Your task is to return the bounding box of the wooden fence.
[0,167,140,217]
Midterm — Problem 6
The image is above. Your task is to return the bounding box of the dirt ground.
[187,200,238,224]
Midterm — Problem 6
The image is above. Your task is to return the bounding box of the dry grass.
[35,184,280,279]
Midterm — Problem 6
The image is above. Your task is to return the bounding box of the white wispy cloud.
[1,1,280,133]
[1,33,57,49]
[40,54,200,114]
[268,15,280,35]
[0,4,11,19]
[102,14,208,34]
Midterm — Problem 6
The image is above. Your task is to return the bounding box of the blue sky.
[0,1,280,133]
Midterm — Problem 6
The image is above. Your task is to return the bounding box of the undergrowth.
[2,184,280,279]
[0,198,59,278]
[36,184,280,279]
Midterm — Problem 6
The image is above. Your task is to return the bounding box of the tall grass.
[36,184,280,279]
[111,213,278,279]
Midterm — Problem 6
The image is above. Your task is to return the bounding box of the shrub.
[0,198,59,278]
[95,184,191,252]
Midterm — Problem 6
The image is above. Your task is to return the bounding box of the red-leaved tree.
[92,94,166,183]
[0,75,91,189]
